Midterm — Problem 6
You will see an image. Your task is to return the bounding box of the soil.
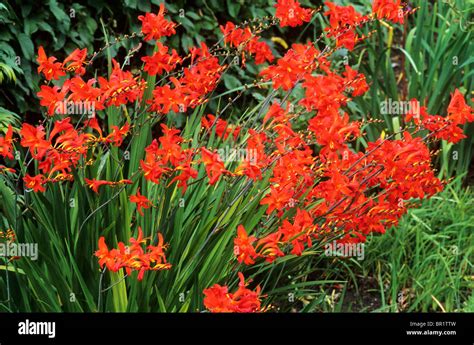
[340,277,383,312]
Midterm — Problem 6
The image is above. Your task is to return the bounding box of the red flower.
[37,85,68,116]
[202,284,232,312]
[220,21,252,48]
[373,0,404,24]
[24,174,46,193]
[169,162,198,193]
[68,77,102,111]
[98,60,145,107]
[142,42,182,76]
[275,0,312,28]
[0,125,14,160]
[201,114,241,140]
[219,21,274,65]
[150,81,186,114]
[84,178,111,193]
[260,43,320,91]
[234,225,258,265]
[447,89,473,125]
[95,228,171,280]
[324,2,363,28]
[278,208,313,256]
[423,116,466,144]
[201,148,230,185]
[95,237,115,271]
[260,186,293,215]
[129,188,152,216]
[343,66,369,97]
[256,232,285,262]
[106,123,130,147]
[248,40,274,64]
[20,123,50,160]
[62,48,88,75]
[203,273,262,312]
[149,43,223,114]
[36,46,65,81]
[138,3,176,41]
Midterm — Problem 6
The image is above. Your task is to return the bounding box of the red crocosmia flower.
[278,208,313,256]
[220,22,252,49]
[95,228,171,280]
[308,111,361,154]
[138,3,176,41]
[20,123,50,159]
[36,46,66,81]
[334,30,357,51]
[140,142,169,184]
[130,188,152,216]
[24,174,46,193]
[149,42,223,114]
[85,177,131,193]
[372,0,404,24]
[68,76,102,111]
[235,129,268,181]
[106,123,130,147]
[49,117,75,141]
[95,237,115,271]
[324,2,365,50]
[203,272,262,312]
[159,124,184,165]
[142,42,182,76]
[37,85,68,116]
[98,60,145,107]
[140,125,199,193]
[150,84,184,114]
[0,165,15,174]
[256,232,285,262]
[404,101,427,125]
[424,116,466,144]
[300,73,348,112]
[263,103,290,125]
[234,225,258,265]
[129,226,147,248]
[203,284,232,312]
[248,40,274,65]
[260,43,320,91]
[343,66,369,97]
[201,147,230,185]
[85,117,103,137]
[201,114,241,140]
[275,0,312,28]
[84,178,111,193]
[260,186,293,215]
[447,89,473,125]
[324,1,363,28]
[219,22,274,65]
[146,233,172,271]
[62,48,88,75]
[169,162,198,194]
[0,125,14,159]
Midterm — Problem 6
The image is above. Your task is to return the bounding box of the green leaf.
[17,33,34,60]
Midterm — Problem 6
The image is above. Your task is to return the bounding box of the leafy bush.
[0,0,281,114]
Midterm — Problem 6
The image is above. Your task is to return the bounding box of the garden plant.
[0,0,472,314]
